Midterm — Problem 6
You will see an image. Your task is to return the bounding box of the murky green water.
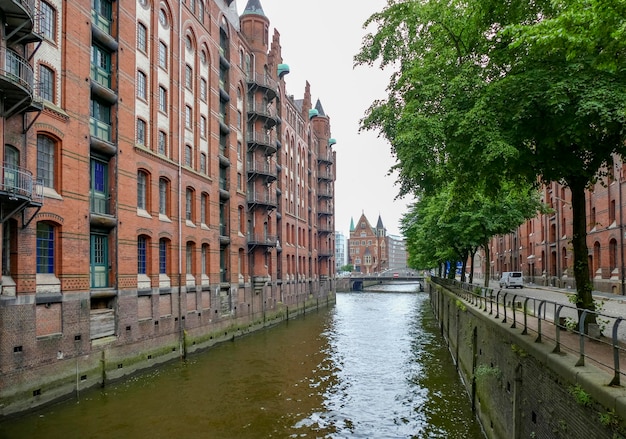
[0,288,484,438]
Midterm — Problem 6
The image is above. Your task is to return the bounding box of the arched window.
[137,170,150,211]
[610,239,618,271]
[36,222,56,274]
[137,235,150,275]
[159,177,170,217]
[186,187,195,221]
[186,241,195,275]
[159,238,169,274]
[37,134,56,188]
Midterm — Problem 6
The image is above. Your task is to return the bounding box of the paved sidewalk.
[465,280,626,385]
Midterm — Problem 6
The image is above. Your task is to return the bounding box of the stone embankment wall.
[429,281,626,439]
[1,293,335,418]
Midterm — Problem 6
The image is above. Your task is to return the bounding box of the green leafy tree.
[403,183,542,287]
[356,0,626,323]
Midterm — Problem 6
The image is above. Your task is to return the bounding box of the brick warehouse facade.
[348,213,389,274]
[483,158,626,295]
[0,0,337,415]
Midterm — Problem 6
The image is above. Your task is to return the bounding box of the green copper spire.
[242,0,265,16]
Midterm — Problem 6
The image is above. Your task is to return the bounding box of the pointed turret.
[315,99,326,117]
[242,0,265,16]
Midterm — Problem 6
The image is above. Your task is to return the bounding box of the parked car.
[499,271,523,289]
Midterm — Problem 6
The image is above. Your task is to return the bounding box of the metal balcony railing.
[0,163,43,204]
[1,48,34,93]
[246,73,277,93]
[90,117,112,142]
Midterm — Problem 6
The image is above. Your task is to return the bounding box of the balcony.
[0,163,43,223]
[247,191,277,210]
[247,159,277,182]
[318,225,333,234]
[91,8,112,35]
[246,72,277,101]
[318,206,333,216]
[90,117,112,143]
[247,130,277,155]
[317,152,334,165]
[90,195,116,229]
[0,48,40,117]
[318,187,333,199]
[219,176,230,200]
[247,233,277,248]
[318,169,334,181]
[247,101,277,128]
[3,0,42,44]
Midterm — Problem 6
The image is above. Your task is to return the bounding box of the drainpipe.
[177,0,186,358]
[619,168,626,296]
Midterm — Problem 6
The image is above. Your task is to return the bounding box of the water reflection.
[0,286,483,439]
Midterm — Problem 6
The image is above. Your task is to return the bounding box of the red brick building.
[0,0,336,414]
[348,213,389,274]
[484,158,626,294]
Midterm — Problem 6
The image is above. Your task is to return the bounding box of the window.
[186,242,194,274]
[93,0,112,33]
[159,86,167,112]
[137,236,147,274]
[37,135,55,188]
[198,1,205,23]
[91,44,112,88]
[36,222,55,274]
[158,41,168,69]
[159,178,169,216]
[186,188,194,221]
[159,238,168,274]
[137,119,146,145]
[185,65,193,89]
[185,105,192,128]
[201,244,208,275]
[201,193,208,225]
[90,233,109,288]
[158,130,167,155]
[2,220,16,277]
[137,23,147,52]
[90,98,112,141]
[39,65,54,102]
[137,71,147,99]
[200,153,207,174]
[200,116,206,138]
[40,1,56,40]
[200,78,207,101]
[90,159,109,214]
[185,145,193,167]
[137,171,148,210]
[159,9,168,27]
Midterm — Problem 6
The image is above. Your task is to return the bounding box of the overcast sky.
[237,0,413,237]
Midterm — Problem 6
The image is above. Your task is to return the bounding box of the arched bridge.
[347,275,425,292]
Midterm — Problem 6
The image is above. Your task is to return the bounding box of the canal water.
[0,286,484,438]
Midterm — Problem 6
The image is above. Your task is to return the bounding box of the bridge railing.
[430,276,626,386]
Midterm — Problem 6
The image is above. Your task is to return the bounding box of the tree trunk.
[569,177,597,328]
[469,249,476,284]
[483,243,490,288]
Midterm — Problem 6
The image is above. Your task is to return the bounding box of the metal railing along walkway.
[431,277,626,387]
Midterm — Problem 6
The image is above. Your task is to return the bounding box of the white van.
[499,271,523,289]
